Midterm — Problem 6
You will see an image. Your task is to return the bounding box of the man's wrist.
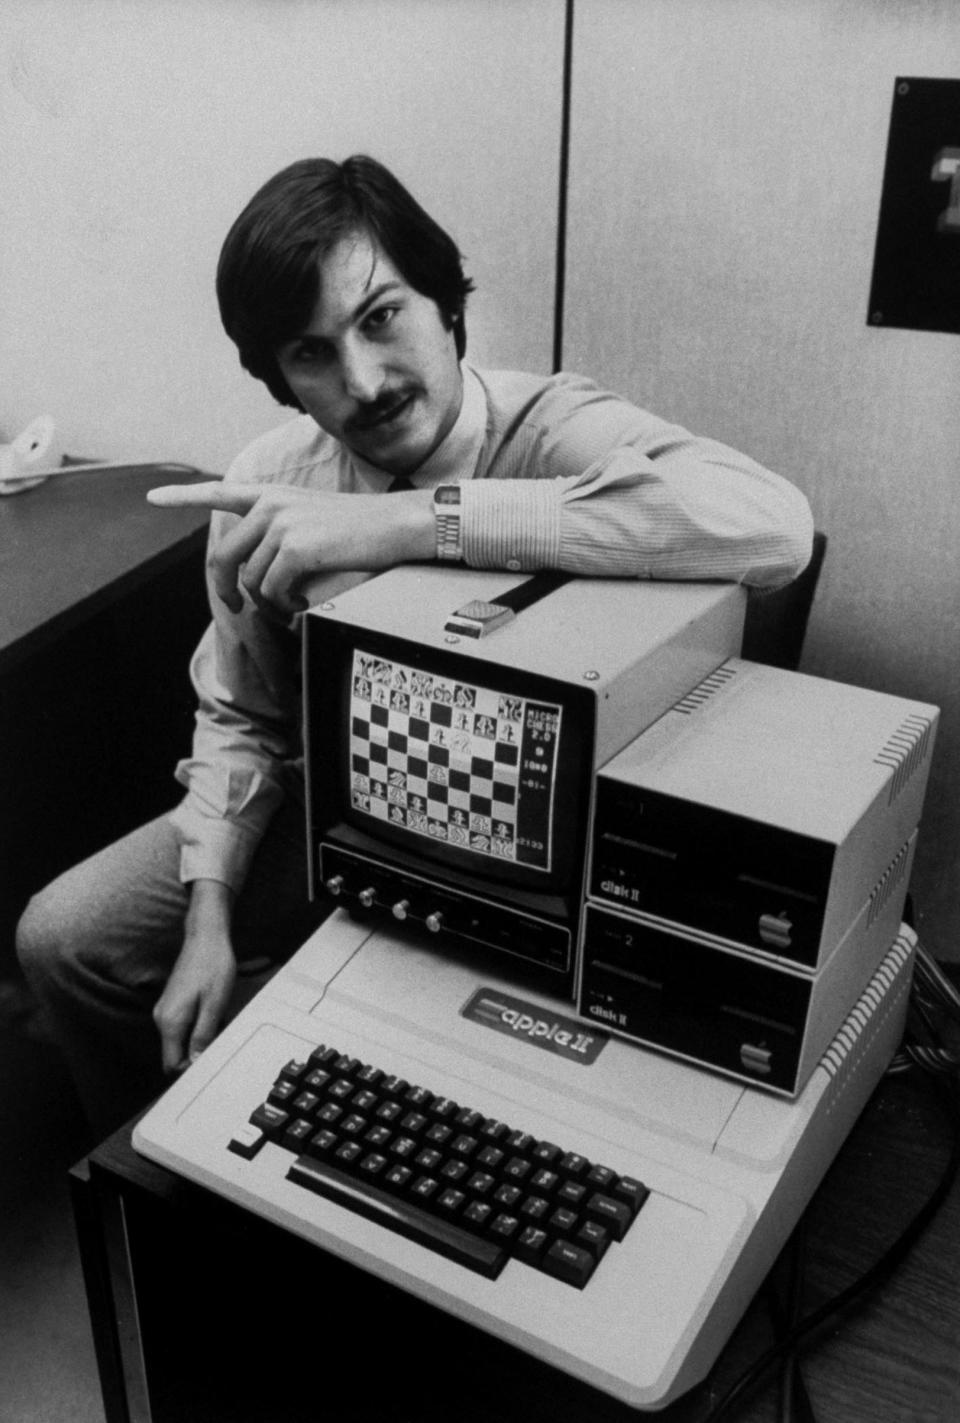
[433,484,463,561]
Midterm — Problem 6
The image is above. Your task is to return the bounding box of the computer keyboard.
[230,1042,649,1288]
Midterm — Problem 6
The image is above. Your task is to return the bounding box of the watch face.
[435,485,461,506]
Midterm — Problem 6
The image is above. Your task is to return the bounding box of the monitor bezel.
[305,616,597,903]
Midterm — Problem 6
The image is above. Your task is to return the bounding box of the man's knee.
[16,880,79,992]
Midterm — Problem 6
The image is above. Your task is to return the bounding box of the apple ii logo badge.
[462,989,608,1065]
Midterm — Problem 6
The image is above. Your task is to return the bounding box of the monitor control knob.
[325,875,345,896]
[425,911,445,934]
[392,899,411,921]
[358,886,376,908]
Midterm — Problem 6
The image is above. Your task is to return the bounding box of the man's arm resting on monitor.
[152,878,237,1075]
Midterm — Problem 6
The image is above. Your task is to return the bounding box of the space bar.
[287,1155,508,1279]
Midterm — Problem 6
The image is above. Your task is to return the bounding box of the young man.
[17,155,813,1140]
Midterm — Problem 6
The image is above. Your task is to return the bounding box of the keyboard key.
[480,1118,509,1141]
[360,1152,389,1180]
[381,1074,410,1098]
[228,1123,267,1160]
[531,1168,560,1195]
[520,1196,550,1222]
[541,1239,596,1289]
[494,1183,522,1210]
[341,1114,369,1137]
[515,1225,549,1264]
[489,1213,521,1243]
[585,1163,617,1192]
[451,1134,479,1159]
[503,1156,533,1184]
[557,1180,588,1210]
[437,1188,467,1215]
[549,1206,579,1236]
[306,1128,338,1158]
[613,1176,650,1216]
[287,1155,508,1279]
[585,1192,632,1242]
[506,1130,535,1153]
[441,1159,470,1184]
[414,1148,443,1172]
[430,1096,459,1121]
[282,1118,315,1152]
[576,1219,611,1261]
[385,1164,413,1191]
[267,1080,299,1108]
[531,1140,563,1166]
[463,1200,494,1230]
[250,1101,289,1140]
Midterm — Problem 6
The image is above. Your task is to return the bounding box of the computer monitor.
[303,566,745,990]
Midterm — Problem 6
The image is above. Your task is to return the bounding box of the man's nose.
[340,339,384,403]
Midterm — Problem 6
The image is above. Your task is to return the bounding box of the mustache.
[345,389,416,433]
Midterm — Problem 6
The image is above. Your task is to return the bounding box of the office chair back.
[741,530,827,671]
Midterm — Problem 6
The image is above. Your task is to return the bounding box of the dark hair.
[216,155,475,408]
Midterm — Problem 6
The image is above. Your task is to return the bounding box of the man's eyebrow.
[353,280,404,320]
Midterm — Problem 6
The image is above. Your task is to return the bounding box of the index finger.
[146,480,258,514]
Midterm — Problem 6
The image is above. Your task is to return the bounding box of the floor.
[0,973,105,1423]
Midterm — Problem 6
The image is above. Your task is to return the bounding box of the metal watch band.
[433,484,463,562]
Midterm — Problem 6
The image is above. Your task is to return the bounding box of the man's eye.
[364,305,398,333]
[292,344,327,364]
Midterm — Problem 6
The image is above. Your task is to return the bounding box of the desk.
[71,1069,960,1423]
[0,464,211,957]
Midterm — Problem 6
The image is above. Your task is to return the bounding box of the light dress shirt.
[169,365,814,891]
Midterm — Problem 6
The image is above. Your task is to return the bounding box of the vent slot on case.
[875,714,935,804]
[820,932,914,1081]
[673,663,739,716]
[866,841,913,927]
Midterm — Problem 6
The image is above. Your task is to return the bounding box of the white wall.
[565,0,960,957]
[0,0,564,472]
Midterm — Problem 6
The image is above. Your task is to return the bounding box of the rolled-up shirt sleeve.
[167,601,297,892]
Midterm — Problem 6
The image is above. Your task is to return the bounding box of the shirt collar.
[348,364,486,491]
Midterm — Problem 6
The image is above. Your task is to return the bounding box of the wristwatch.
[433,484,463,562]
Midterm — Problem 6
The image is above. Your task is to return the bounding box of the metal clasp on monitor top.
[443,599,515,638]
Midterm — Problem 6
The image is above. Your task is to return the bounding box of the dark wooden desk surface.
[73,1068,960,1423]
[0,461,208,675]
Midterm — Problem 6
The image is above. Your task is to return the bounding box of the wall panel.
[566,0,960,956]
[0,0,564,472]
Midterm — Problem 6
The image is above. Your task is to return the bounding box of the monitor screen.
[305,617,595,912]
[347,647,562,876]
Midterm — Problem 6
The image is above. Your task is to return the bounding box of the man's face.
[275,230,463,476]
